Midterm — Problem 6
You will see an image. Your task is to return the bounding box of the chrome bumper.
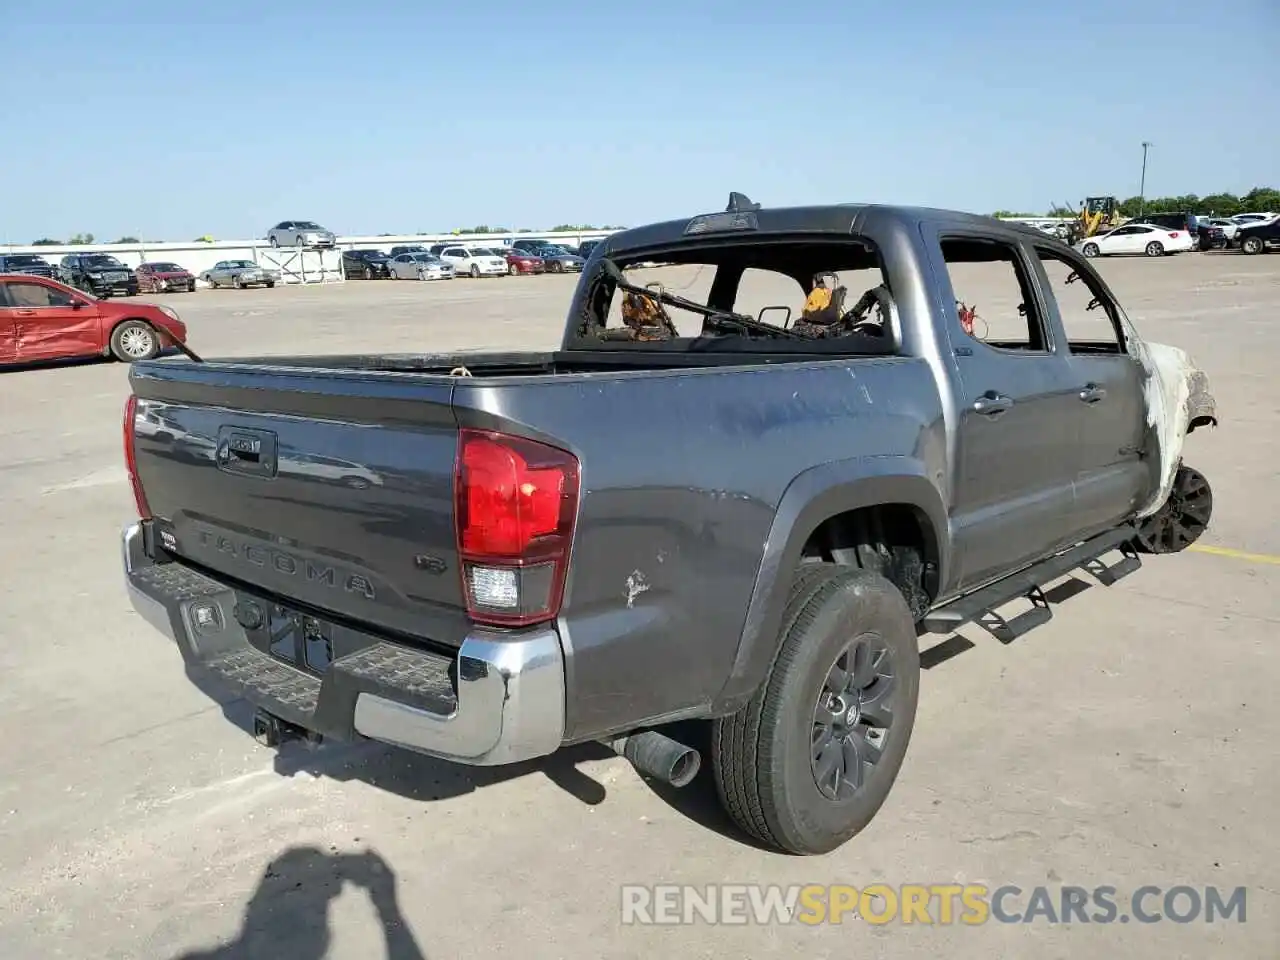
[122,522,566,766]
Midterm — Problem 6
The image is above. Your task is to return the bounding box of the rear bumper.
[122,522,566,766]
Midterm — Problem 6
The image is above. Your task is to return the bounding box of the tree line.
[993,186,1279,220]
[26,190,1279,246]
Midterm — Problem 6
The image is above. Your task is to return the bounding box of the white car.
[439,245,508,278]
[1230,212,1277,227]
[1075,222,1195,258]
[1199,217,1240,242]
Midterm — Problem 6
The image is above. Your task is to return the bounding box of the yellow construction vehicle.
[1062,196,1123,244]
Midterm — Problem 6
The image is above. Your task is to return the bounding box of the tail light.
[123,395,151,518]
[454,428,580,627]
[1169,232,1181,238]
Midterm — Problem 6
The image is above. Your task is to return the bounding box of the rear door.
[1031,244,1150,533]
[927,228,1084,589]
[2,278,101,361]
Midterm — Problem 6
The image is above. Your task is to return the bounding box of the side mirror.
[71,299,85,309]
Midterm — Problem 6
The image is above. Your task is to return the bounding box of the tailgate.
[128,362,469,647]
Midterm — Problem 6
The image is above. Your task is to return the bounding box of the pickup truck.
[120,195,1219,855]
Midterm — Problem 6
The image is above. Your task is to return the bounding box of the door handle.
[14,309,35,316]
[972,392,1013,417]
[1079,383,1107,403]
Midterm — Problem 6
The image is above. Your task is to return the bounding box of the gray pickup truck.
[121,195,1218,855]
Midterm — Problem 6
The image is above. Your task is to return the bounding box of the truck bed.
[127,348,943,738]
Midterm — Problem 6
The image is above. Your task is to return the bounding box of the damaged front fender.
[1126,326,1219,518]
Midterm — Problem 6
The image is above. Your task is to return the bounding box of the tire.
[364,266,374,280]
[509,263,519,276]
[1145,240,1165,257]
[1131,464,1212,554]
[266,281,276,288]
[1241,236,1264,255]
[1081,243,1100,258]
[233,275,243,289]
[712,564,920,855]
[269,236,278,248]
[469,264,480,278]
[206,276,217,289]
[109,320,160,362]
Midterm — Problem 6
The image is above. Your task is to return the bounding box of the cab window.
[1035,248,1125,354]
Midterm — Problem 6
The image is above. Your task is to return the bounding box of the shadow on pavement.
[172,846,427,959]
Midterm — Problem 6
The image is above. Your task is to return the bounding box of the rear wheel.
[509,263,519,276]
[110,320,159,362]
[712,564,920,855]
[1145,240,1165,257]
[470,264,480,278]
[1241,236,1264,255]
[364,266,374,280]
[1131,464,1212,554]
[1082,243,1100,258]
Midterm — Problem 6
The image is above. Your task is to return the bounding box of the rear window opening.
[566,237,900,356]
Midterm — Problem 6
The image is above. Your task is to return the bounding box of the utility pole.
[1139,141,1152,217]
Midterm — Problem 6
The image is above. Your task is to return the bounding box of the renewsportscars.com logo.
[620,884,1249,926]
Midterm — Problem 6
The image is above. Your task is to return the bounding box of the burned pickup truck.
[120,195,1218,855]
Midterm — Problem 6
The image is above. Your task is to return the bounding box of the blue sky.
[4,0,1277,242]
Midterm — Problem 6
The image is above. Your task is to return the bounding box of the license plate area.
[239,597,377,675]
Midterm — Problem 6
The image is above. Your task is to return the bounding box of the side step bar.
[922,525,1140,639]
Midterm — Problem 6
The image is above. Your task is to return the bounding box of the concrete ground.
[0,252,1276,959]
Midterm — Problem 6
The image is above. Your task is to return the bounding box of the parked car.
[119,196,1218,856]
[387,252,454,281]
[503,249,546,275]
[1230,212,1277,227]
[0,253,55,279]
[200,260,280,289]
[1,272,187,365]
[533,244,586,273]
[390,245,431,257]
[1075,222,1195,258]
[438,246,508,278]
[137,262,197,293]
[510,238,558,256]
[1236,217,1280,255]
[576,238,605,260]
[1198,218,1241,243]
[266,221,337,249]
[58,253,139,297]
[342,249,392,279]
[1131,212,1198,235]
[1194,223,1229,252]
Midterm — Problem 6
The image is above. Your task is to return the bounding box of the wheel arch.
[711,456,950,714]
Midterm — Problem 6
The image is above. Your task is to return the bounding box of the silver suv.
[266,220,337,249]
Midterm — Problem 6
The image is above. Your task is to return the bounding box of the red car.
[503,249,546,275]
[137,261,197,293]
[1,273,188,366]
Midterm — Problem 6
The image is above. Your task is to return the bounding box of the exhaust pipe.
[604,730,701,788]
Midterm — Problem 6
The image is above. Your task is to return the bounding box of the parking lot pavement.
[0,256,1276,959]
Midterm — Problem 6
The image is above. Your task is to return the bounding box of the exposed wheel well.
[799,504,938,621]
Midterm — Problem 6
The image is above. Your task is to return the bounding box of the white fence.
[0,230,615,286]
